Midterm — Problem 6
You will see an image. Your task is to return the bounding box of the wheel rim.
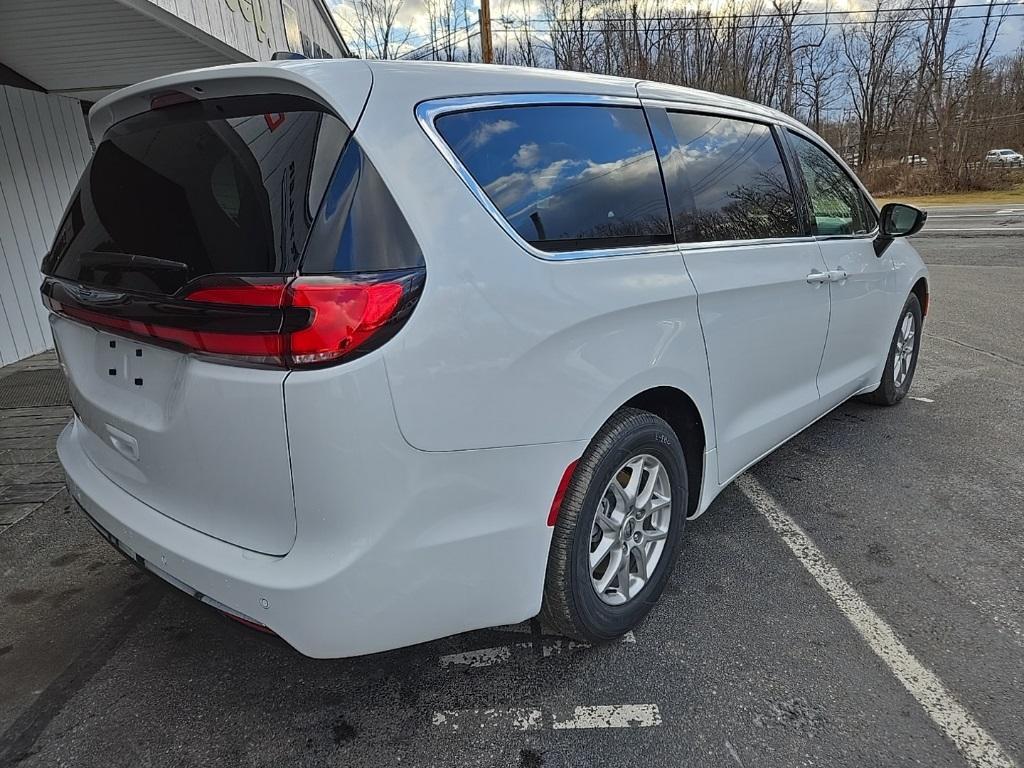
[589,454,671,606]
[893,310,916,389]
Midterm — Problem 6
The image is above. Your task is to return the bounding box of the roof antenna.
[271,51,305,60]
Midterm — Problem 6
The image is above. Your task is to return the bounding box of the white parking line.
[431,704,661,731]
[439,644,524,668]
[491,622,532,633]
[929,213,1023,218]
[910,396,935,403]
[432,708,543,731]
[551,704,661,729]
[439,632,637,668]
[737,474,1016,768]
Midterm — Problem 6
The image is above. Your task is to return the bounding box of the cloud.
[512,142,541,168]
[465,118,518,148]
[485,158,575,209]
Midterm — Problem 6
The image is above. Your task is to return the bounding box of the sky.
[328,0,1024,62]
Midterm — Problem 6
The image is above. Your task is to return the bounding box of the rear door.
[784,130,895,406]
[647,105,831,483]
[42,93,357,555]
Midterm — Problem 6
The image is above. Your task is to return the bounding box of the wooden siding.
[0,87,91,365]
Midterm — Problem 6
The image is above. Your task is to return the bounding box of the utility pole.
[479,0,494,63]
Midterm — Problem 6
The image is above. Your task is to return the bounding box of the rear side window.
[665,112,801,243]
[300,138,423,273]
[435,104,671,252]
[44,95,350,295]
[788,131,876,236]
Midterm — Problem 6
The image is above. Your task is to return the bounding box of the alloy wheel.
[589,454,672,606]
[893,310,916,389]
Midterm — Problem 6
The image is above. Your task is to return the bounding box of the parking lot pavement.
[1,236,1022,768]
[917,204,1024,235]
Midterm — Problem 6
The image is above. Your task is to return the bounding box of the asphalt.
[916,204,1024,235]
[1,234,1022,768]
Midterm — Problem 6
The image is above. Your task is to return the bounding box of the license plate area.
[97,333,154,390]
[90,331,184,418]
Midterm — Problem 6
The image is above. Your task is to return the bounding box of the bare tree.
[796,34,841,132]
[404,0,1020,192]
[343,0,413,59]
[841,0,915,169]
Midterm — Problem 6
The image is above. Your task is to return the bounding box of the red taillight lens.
[43,270,422,369]
[54,301,288,359]
[285,278,405,366]
[182,275,412,368]
[184,283,288,307]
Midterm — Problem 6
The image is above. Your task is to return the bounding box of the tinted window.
[665,112,800,242]
[435,105,671,252]
[301,139,423,273]
[45,96,349,295]
[788,131,875,236]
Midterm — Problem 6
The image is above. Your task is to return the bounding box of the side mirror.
[874,203,927,256]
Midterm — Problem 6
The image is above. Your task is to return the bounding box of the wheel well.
[911,277,929,317]
[623,387,706,516]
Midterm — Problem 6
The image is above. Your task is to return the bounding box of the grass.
[874,184,1024,207]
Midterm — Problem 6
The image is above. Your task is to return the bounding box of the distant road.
[915,204,1024,234]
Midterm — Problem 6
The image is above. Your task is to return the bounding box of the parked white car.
[899,154,929,167]
[985,148,1023,167]
[42,60,929,658]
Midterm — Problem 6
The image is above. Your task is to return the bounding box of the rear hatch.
[42,86,363,555]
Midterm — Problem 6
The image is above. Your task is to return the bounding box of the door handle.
[806,270,829,284]
[827,269,848,282]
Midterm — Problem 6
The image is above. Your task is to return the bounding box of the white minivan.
[42,60,929,658]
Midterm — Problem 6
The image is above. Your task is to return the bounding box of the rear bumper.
[59,408,585,658]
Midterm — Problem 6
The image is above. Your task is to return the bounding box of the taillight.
[42,270,424,369]
[183,273,417,367]
[281,278,405,366]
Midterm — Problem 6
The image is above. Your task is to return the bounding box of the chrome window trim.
[677,235,816,251]
[416,93,679,262]
[641,98,788,130]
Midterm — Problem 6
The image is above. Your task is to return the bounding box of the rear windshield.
[44,95,350,295]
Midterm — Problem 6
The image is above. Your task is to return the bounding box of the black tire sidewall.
[567,418,687,640]
[879,294,923,404]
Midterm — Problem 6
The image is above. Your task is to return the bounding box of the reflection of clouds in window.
[501,152,663,238]
[437,105,671,249]
[668,112,799,242]
[513,142,541,169]
[487,159,577,210]
[462,118,517,151]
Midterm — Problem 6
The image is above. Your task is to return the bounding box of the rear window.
[44,95,350,295]
[664,112,801,243]
[435,104,672,252]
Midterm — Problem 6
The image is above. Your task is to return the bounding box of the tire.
[539,407,687,642]
[860,293,923,406]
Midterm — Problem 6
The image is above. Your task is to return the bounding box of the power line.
[517,0,1021,24]
[402,21,480,59]
[508,11,1023,32]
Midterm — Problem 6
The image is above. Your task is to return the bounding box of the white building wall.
[0,0,347,365]
[0,87,92,366]
[149,0,347,61]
